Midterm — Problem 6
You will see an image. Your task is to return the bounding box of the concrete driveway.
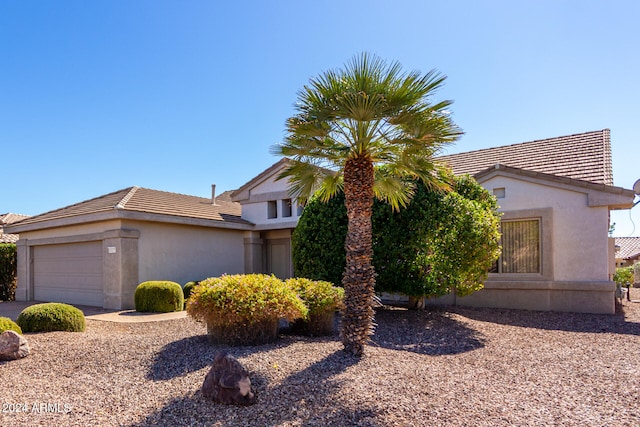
[0,301,186,323]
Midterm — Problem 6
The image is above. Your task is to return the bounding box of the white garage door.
[33,241,104,307]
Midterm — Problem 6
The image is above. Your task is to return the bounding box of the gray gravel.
[1,289,639,427]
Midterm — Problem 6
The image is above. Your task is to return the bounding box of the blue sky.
[1,0,639,236]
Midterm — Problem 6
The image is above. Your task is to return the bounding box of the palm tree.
[272,53,462,356]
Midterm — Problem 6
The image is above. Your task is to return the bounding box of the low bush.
[0,316,22,334]
[187,274,308,345]
[135,281,184,313]
[286,278,344,336]
[614,266,634,287]
[16,303,85,333]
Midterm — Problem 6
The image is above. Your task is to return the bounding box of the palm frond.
[372,169,415,211]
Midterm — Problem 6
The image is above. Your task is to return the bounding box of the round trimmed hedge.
[0,316,22,334]
[135,281,184,313]
[16,303,85,333]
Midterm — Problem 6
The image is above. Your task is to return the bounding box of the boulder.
[202,352,256,405]
[0,330,30,361]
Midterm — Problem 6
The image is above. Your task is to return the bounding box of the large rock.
[0,330,30,361]
[202,352,256,405]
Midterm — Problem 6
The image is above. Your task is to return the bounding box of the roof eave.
[5,209,254,234]
[474,164,636,209]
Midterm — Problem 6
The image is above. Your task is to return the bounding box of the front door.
[266,238,292,279]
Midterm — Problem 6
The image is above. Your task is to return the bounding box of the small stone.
[202,352,256,406]
[0,330,30,361]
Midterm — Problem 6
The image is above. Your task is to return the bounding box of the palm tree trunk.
[341,156,376,357]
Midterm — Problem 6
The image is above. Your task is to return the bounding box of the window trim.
[489,208,553,281]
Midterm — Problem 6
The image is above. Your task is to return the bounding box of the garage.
[33,241,104,307]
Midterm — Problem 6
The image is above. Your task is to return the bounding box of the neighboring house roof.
[0,213,30,243]
[6,187,252,234]
[438,129,614,185]
[615,237,640,261]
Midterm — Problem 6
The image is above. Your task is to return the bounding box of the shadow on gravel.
[454,306,640,336]
[371,306,486,355]
[147,334,303,381]
[133,350,382,427]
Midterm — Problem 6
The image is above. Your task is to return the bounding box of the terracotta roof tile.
[120,187,245,223]
[0,213,30,225]
[0,213,30,243]
[615,237,640,260]
[12,187,248,227]
[437,129,614,185]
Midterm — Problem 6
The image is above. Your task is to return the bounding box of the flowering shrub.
[186,274,308,345]
[285,278,344,336]
[614,267,633,287]
[285,278,344,315]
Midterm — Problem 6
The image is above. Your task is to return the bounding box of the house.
[0,213,30,244]
[5,171,302,310]
[614,237,640,269]
[435,129,635,313]
[0,213,29,243]
[6,129,636,314]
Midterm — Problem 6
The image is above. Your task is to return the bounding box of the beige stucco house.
[614,237,640,269]
[6,129,637,313]
[435,129,635,313]
[6,166,303,310]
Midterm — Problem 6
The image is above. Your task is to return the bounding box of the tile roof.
[231,158,290,201]
[615,237,640,260]
[0,213,30,243]
[0,213,30,225]
[437,129,614,185]
[11,187,249,228]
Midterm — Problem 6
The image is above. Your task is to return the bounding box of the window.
[282,199,293,218]
[267,200,278,219]
[491,219,540,274]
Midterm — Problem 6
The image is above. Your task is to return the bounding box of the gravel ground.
[2,290,639,427]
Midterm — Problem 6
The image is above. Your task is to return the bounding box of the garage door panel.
[33,242,104,307]
[34,288,103,307]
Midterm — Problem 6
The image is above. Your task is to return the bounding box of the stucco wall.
[482,176,610,281]
[131,221,245,285]
[239,173,302,227]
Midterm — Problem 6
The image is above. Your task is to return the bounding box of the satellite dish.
[634,179,640,195]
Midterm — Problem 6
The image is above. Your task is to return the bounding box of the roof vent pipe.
[211,184,217,205]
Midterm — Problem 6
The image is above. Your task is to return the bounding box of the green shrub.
[285,278,344,336]
[16,303,85,333]
[135,281,184,313]
[0,244,17,301]
[182,281,200,306]
[187,274,308,345]
[0,316,22,334]
[286,278,344,315]
[614,266,634,287]
[293,174,501,298]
